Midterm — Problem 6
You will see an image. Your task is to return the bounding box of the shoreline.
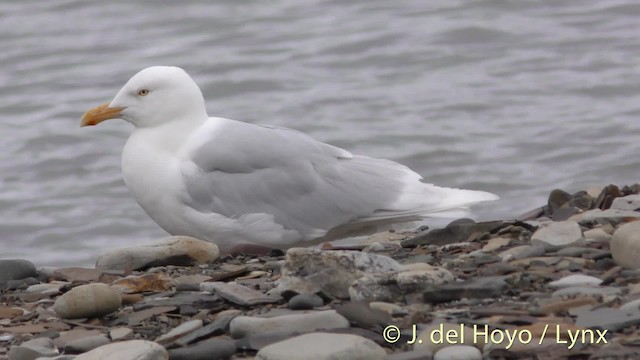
[1,183,640,359]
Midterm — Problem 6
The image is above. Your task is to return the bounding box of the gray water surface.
[1,0,640,266]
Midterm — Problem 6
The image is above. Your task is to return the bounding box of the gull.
[81,66,498,253]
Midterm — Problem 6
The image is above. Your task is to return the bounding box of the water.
[1,0,640,267]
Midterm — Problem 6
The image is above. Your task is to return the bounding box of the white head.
[81,66,208,128]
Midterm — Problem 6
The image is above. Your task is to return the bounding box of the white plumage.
[81,66,498,253]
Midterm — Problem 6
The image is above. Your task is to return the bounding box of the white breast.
[121,127,190,235]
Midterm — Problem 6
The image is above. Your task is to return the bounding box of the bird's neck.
[129,116,207,155]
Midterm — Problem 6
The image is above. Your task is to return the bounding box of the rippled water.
[1,0,640,266]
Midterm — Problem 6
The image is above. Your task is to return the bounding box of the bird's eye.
[137,89,150,96]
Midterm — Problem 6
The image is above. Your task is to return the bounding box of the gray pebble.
[288,293,324,310]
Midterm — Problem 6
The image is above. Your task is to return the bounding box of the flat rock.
[168,338,236,360]
[575,306,640,331]
[95,236,219,271]
[112,273,175,294]
[132,291,222,311]
[0,306,24,319]
[611,194,640,210]
[335,302,391,330]
[109,327,134,341]
[402,219,503,247]
[584,228,612,242]
[369,302,407,316]
[620,298,640,311]
[229,310,349,338]
[0,259,37,287]
[571,209,640,224]
[256,332,387,360]
[434,345,482,360]
[201,281,279,306]
[8,337,58,360]
[64,335,111,354]
[53,283,122,319]
[423,276,508,303]
[174,274,212,285]
[52,267,103,282]
[530,221,584,251]
[127,306,177,327]
[552,286,621,298]
[548,274,603,288]
[156,319,203,345]
[498,245,545,261]
[350,267,454,303]
[54,329,103,349]
[277,248,402,299]
[24,282,66,296]
[74,340,168,360]
[541,297,598,315]
[482,237,512,252]
[611,221,640,269]
[174,315,234,346]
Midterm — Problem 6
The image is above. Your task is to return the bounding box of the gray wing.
[180,118,491,240]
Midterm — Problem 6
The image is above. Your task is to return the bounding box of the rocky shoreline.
[2,184,640,360]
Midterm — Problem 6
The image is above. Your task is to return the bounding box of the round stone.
[54,283,122,319]
[611,221,640,269]
[288,293,324,310]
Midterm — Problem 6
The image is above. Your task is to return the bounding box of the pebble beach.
[2,183,640,360]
